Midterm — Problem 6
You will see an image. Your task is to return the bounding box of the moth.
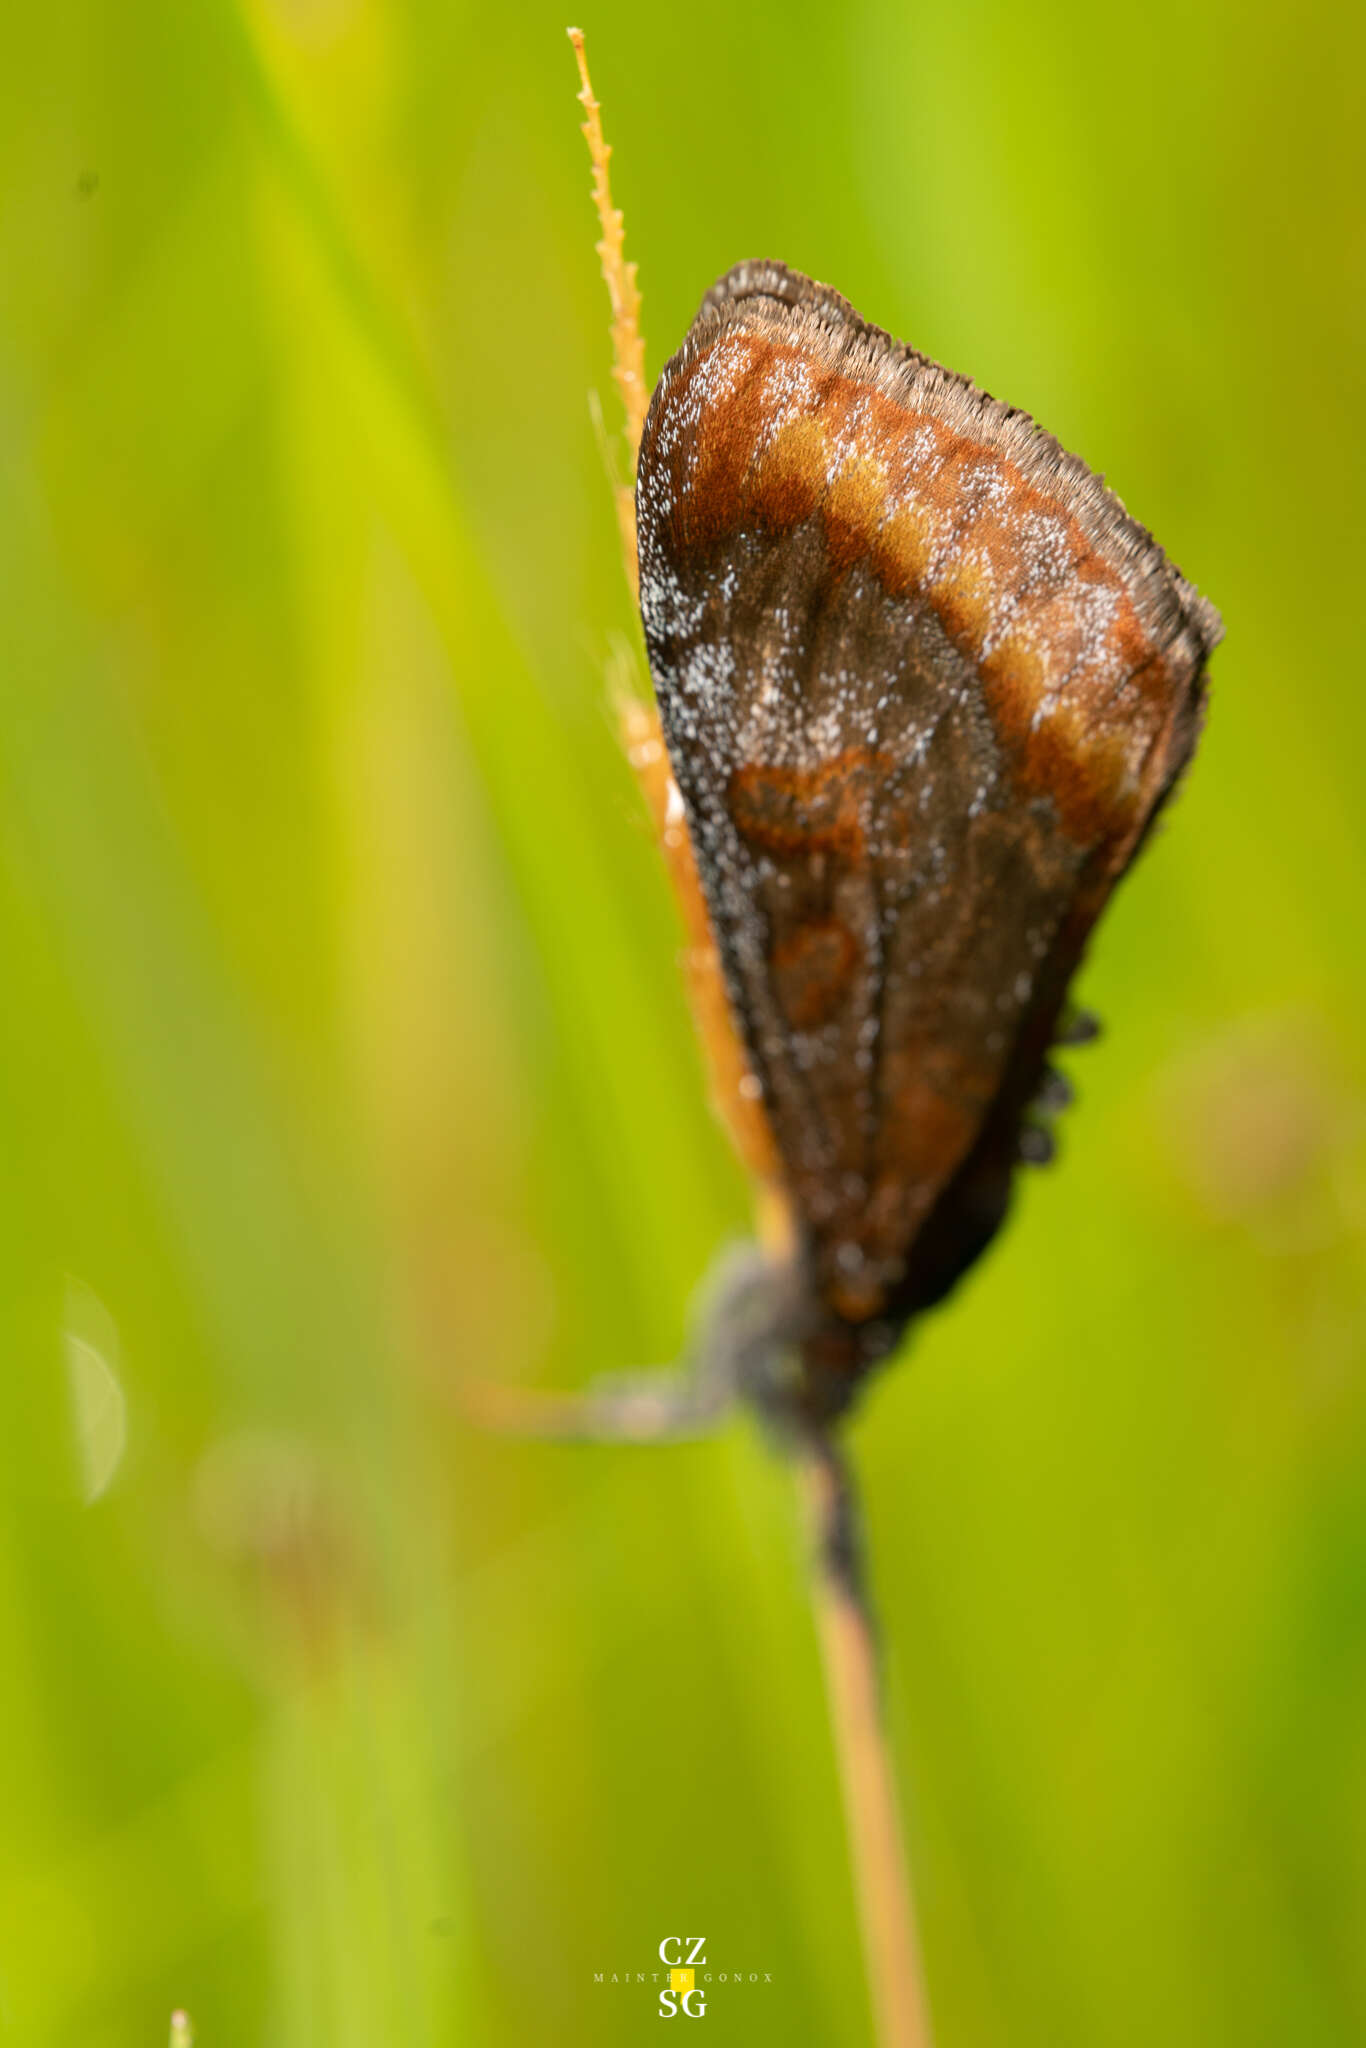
[615,260,1222,1434]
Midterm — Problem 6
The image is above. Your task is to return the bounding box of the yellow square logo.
[670,1968,694,1994]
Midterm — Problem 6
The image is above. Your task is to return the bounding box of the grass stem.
[798,1439,936,2048]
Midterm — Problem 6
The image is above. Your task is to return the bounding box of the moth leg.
[1020,1007,1103,1165]
[462,1361,731,1444]
[1019,1064,1071,1165]
[1055,1004,1102,1046]
[463,1244,788,1445]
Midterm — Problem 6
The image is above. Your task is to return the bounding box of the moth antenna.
[586,385,621,490]
[604,630,645,726]
[587,385,639,586]
[568,26,646,591]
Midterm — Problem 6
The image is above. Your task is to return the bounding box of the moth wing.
[636,263,1220,1323]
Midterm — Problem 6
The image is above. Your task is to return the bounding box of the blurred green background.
[2,1,1365,2043]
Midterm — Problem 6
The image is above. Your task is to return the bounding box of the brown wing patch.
[771,917,861,1031]
[729,754,883,861]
